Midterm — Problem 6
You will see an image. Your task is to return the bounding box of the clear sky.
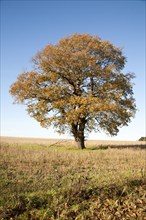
[1,0,145,140]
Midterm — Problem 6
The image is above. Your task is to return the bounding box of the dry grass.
[1,136,146,148]
[0,137,146,219]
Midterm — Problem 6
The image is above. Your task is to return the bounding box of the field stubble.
[0,137,146,219]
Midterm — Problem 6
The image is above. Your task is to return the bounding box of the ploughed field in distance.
[0,136,146,219]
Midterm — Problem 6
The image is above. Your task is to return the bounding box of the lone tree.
[10,34,136,149]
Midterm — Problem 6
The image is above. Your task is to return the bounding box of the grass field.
[1,136,146,148]
[0,137,146,219]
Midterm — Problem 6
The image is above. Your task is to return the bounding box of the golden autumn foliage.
[10,34,136,149]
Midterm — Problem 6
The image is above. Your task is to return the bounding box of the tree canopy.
[10,34,136,149]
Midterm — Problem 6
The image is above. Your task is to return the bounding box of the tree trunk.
[71,119,86,149]
[75,136,85,149]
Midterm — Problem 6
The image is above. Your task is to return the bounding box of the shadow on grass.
[86,144,146,151]
[2,177,145,220]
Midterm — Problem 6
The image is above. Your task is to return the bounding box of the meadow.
[0,137,146,219]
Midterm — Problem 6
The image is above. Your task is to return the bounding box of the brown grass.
[1,136,146,148]
[0,137,146,219]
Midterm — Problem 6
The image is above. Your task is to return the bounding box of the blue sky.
[1,0,145,140]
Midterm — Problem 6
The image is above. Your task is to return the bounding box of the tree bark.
[75,136,85,149]
[71,119,86,149]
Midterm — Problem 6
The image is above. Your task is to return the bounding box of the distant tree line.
[139,137,146,141]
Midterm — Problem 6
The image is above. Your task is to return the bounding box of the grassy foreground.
[0,139,146,219]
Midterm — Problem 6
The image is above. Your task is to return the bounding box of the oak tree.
[10,34,136,149]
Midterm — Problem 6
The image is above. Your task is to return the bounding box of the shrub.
[139,137,146,141]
